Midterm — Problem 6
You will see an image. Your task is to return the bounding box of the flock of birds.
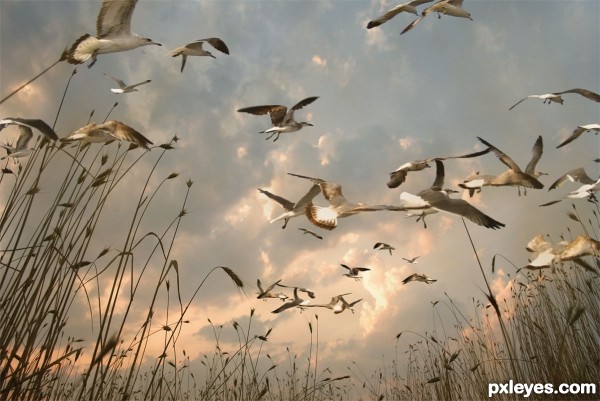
[1,0,599,316]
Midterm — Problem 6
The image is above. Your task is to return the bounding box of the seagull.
[402,256,420,264]
[340,264,371,280]
[298,228,323,240]
[1,125,33,160]
[401,160,505,229]
[275,284,316,299]
[366,0,434,29]
[309,294,362,314]
[387,148,491,188]
[0,117,59,141]
[540,177,600,206]
[559,235,600,261]
[170,38,230,72]
[238,97,319,142]
[524,234,563,270]
[508,88,600,110]
[271,287,311,313]
[258,184,321,229]
[402,273,437,284]
[67,0,161,68]
[374,242,395,255]
[459,136,545,196]
[103,73,151,93]
[400,0,473,35]
[61,120,153,149]
[556,124,600,149]
[288,172,407,230]
[257,279,288,301]
[548,167,596,191]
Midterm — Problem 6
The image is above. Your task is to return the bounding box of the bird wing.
[508,96,529,110]
[293,184,322,209]
[200,37,230,54]
[237,105,288,126]
[128,79,151,89]
[305,204,337,230]
[387,169,409,188]
[477,137,521,172]
[367,4,411,29]
[97,0,138,37]
[290,96,319,112]
[556,126,587,149]
[439,147,492,161]
[548,167,595,190]
[430,159,445,190]
[524,136,543,175]
[257,188,294,211]
[400,15,425,34]
[104,120,153,149]
[15,125,33,151]
[402,274,417,284]
[555,88,600,102]
[104,73,127,88]
[0,117,58,140]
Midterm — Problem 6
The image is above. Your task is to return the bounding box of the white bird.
[540,177,600,206]
[402,256,420,264]
[0,117,59,141]
[548,167,596,191]
[401,0,473,35]
[62,120,153,149]
[374,242,395,255]
[298,228,323,240]
[67,0,161,67]
[508,88,600,110]
[258,184,321,229]
[271,287,312,313]
[559,235,600,261]
[1,125,33,160]
[103,73,151,93]
[387,148,490,188]
[287,172,407,230]
[238,97,319,142]
[556,124,600,149]
[402,273,437,284]
[367,0,434,29]
[340,264,371,280]
[256,279,288,301]
[401,160,505,229]
[459,136,545,196]
[170,38,230,72]
[309,294,362,314]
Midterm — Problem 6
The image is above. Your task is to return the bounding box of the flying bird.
[256,279,288,301]
[258,184,321,229]
[170,38,230,72]
[309,294,362,314]
[374,242,395,255]
[62,120,153,149]
[387,148,490,189]
[400,160,505,229]
[402,256,420,264]
[298,228,323,240]
[508,88,600,110]
[103,73,151,93]
[559,235,600,261]
[0,124,34,160]
[288,172,407,230]
[548,167,596,191]
[402,273,437,284]
[340,264,371,280]
[367,0,434,29]
[460,136,545,196]
[238,97,319,142]
[556,124,600,149]
[400,0,473,35]
[540,177,600,206]
[67,0,161,67]
[271,287,312,313]
[0,117,59,141]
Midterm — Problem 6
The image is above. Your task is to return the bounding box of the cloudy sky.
[1,0,599,381]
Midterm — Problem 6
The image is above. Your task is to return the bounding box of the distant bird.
[402,273,437,285]
[0,125,33,160]
[400,160,505,229]
[67,0,161,67]
[548,167,596,191]
[366,0,434,29]
[288,172,407,230]
[258,184,321,229]
[275,284,316,299]
[62,120,153,149]
[298,228,323,240]
[556,124,600,149]
[402,256,420,264]
[103,73,151,93]
[238,97,319,142]
[310,294,362,314]
[340,264,371,280]
[256,279,288,301]
[508,88,600,110]
[400,0,473,35]
[271,287,311,313]
[0,117,59,141]
[460,136,545,196]
[387,148,490,188]
[374,242,395,255]
[170,38,230,72]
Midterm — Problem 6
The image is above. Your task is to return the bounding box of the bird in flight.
[62,120,153,149]
[402,256,420,264]
[556,124,600,149]
[508,88,600,110]
[400,0,473,35]
[238,97,319,142]
[374,242,395,255]
[170,38,230,72]
[402,273,437,285]
[367,0,434,29]
[298,228,323,240]
[258,184,321,229]
[103,73,151,94]
[340,264,371,280]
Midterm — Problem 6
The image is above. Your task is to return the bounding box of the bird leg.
[88,53,99,69]
[281,218,289,229]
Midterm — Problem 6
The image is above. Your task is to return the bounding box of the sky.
[1,0,599,385]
